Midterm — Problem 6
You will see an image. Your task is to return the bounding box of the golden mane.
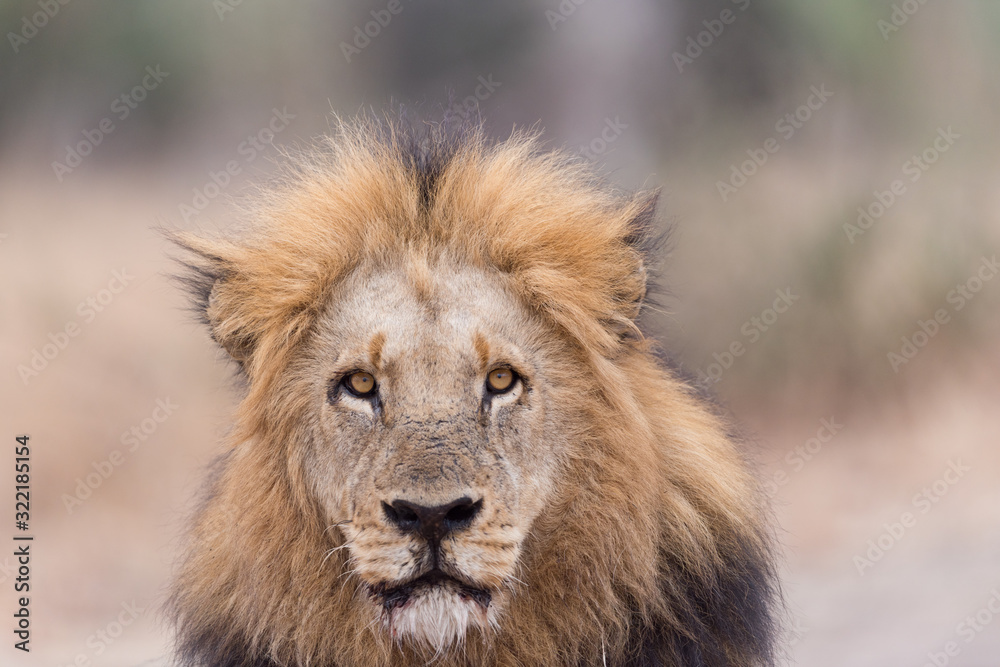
[168,117,778,666]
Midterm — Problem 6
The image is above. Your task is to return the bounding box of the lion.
[168,117,778,667]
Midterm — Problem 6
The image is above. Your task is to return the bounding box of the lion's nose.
[382,497,483,543]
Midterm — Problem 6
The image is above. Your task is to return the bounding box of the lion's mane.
[168,118,778,667]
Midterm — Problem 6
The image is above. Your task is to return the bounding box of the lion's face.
[171,123,777,667]
[300,257,568,651]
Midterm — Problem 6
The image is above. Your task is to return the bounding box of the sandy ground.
[756,376,1000,666]
[1,165,998,667]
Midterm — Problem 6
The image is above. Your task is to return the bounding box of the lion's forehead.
[319,260,538,367]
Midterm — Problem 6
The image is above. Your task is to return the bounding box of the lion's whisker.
[504,573,526,588]
[324,520,353,537]
[318,542,352,576]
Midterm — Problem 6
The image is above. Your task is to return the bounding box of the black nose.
[382,497,483,542]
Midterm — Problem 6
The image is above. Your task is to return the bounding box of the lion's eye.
[343,371,377,398]
[486,367,516,393]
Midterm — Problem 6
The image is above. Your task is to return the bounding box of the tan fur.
[169,117,776,667]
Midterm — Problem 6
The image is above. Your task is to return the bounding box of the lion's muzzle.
[360,495,501,649]
[376,495,491,608]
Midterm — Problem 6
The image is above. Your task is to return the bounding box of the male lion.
[169,118,778,666]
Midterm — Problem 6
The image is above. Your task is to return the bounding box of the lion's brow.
[472,331,490,370]
[368,331,387,369]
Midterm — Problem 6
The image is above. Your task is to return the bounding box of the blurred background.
[1,1,999,665]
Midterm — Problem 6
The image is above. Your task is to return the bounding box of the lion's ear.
[618,189,664,324]
[623,189,662,258]
[170,232,257,364]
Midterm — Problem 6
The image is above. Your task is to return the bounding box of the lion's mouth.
[368,568,492,612]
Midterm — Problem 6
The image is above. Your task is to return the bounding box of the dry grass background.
[1,1,999,665]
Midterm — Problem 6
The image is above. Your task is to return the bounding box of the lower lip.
[373,578,492,611]
[458,587,492,609]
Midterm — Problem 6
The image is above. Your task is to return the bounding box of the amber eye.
[486,367,516,393]
[343,371,377,398]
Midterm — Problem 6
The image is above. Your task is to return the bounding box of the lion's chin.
[370,571,497,652]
